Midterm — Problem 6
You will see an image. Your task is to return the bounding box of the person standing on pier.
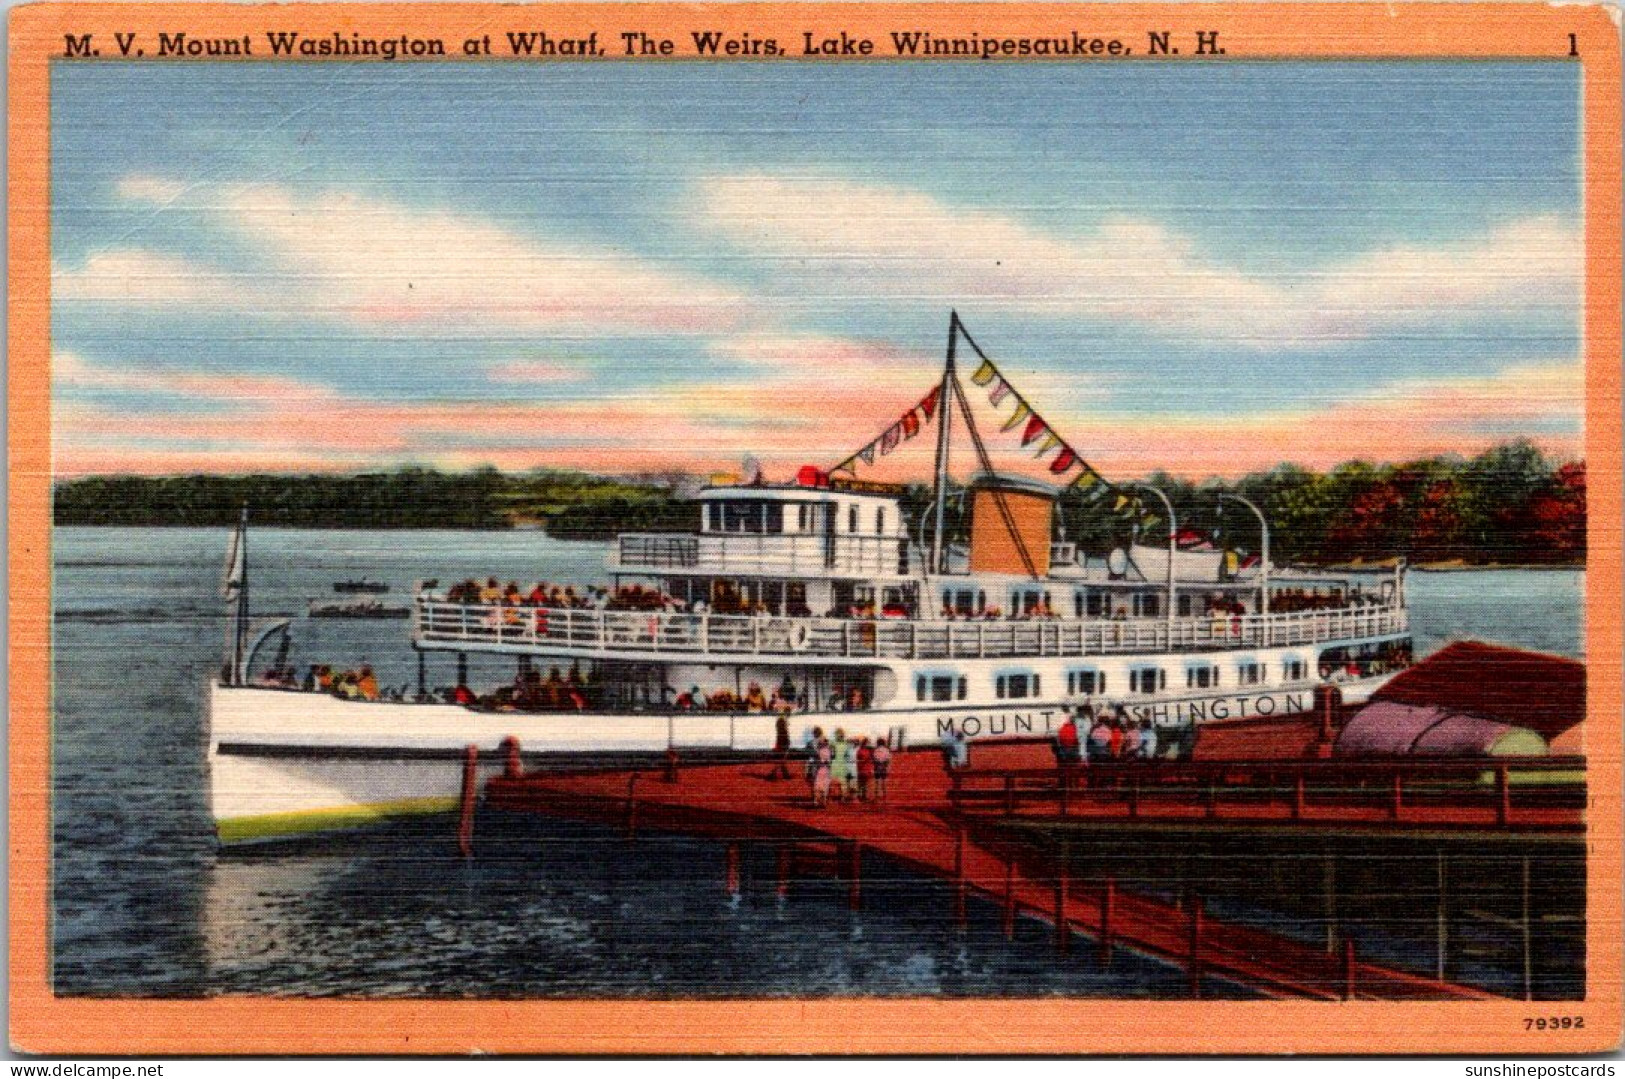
[856,737,875,802]
[1138,719,1159,760]
[872,737,892,801]
[830,729,853,802]
[812,734,833,808]
[773,709,792,780]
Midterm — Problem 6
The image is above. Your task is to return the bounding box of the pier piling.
[1188,895,1205,998]
[1099,878,1116,964]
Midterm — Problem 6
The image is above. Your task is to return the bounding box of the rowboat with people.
[207,314,1415,844]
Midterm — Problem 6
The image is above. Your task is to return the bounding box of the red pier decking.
[480,742,1518,1001]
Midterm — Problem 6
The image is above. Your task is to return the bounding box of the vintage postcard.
[7,0,1623,1056]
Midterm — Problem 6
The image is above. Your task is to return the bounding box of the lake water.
[49,527,1585,997]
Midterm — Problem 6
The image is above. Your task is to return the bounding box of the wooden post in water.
[953,827,968,928]
[1054,836,1072,954]
[1002,859,1016,939]
[1521,854,1534,1001]
[624,773,640,840]
[1187,895,1205,999]
[456,744,479,858]
[1436,849,1449,982]
[1099,878,1116,964]
[1323,851,1339,954]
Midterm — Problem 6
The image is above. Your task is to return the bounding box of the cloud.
[484,360,586,385]
[53,349,338,405]
[61,176,748,336]
[696,174,1580,347]
[52,354,1580,481]
[52,250,257,308]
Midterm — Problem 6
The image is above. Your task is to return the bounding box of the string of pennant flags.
[831,385,942,474]
[827,345,1205,543]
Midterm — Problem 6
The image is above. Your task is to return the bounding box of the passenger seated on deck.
[357,664,380,701]
[675,685,701,711]
[744,682,768,713]
[542,668,565,710]
[847,686,866,711]
[480,577,502,604]
[451,683,477,706]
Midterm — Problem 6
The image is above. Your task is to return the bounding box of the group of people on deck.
[801,727,893,808]
[443,577,603,610]
[1053,704,1161,763]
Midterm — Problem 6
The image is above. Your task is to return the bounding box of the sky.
[50,60,1583,482]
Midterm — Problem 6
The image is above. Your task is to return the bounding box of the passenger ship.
[208,318,1413,844]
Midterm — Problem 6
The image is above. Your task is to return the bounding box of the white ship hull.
[207,674,1391,844]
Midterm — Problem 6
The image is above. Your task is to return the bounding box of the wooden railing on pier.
[414,596,1408,660]
[947,755,1586,832]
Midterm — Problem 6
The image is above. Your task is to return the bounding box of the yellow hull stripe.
[216,797,460,844]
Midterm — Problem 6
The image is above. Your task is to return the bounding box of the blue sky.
[50,60,1583,478]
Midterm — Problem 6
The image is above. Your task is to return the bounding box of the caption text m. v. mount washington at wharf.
[60,27,1225,60]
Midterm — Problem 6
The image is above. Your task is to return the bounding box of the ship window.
[1187,664,1218,689]
[1068,669,1102,696]
[765,503,784,534]
[1129,668,1164,696]
[876,508,886,535]
[1283,659,1306,681]
[1178,595,1193,617]
[1086,592,1106,617]
[849,505,859,533]
[930,676,956,702]
[1013,588,1046,615]
[1238,661,1264,686]
[722,501,765,534]
[916,676,927,702]
[958,676,968,700]
[707,503,722,531]
[1134,593,1161,617]
[996,673,1035,700]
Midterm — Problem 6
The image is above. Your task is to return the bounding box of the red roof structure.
[1368,640,1584,742]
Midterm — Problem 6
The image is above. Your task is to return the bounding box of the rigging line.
[951,370,1041,581]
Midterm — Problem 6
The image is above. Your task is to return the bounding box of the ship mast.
[929,311,958,575]
[223,504,250,685]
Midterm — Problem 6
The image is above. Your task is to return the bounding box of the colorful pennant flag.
[858,442,877,467]
[1021,414,1047,447]
[1000,401,1032,432]
[988,379,1012,406]
[880,423,902,455]
[1034,431,1063,456]
[901,410,921,439]
[1050,447,1078,474]
[971,360,997,386]
[919,386,941,423]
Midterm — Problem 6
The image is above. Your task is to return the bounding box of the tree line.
[53,440,1584,566]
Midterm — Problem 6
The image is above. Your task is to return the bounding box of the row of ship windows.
[703,502,888,535]
[915,659,1310,702]
[943,587,1170,618]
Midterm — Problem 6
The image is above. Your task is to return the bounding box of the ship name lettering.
[1254,695,1277,716]
[1015,714,1034,733]
[960,716,983,736]
[988,715,1007,736]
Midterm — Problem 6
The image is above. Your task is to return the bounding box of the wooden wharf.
[472,739,1558,1001]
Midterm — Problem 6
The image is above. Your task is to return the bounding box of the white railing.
[414,598,1408,661]
[614,532,914,577]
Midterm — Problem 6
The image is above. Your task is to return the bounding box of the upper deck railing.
[613,532,913,577]
[414,597,1408,661]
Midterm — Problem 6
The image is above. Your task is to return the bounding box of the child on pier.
[812,735,833,808]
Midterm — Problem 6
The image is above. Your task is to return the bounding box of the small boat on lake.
[307,598,411,619]
[333,578,390,594]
